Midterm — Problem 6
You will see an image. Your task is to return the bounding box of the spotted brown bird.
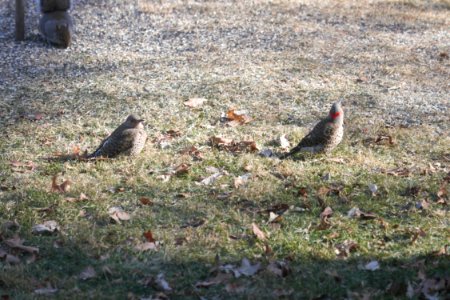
[88,115,147,158]
[280,101,344,159]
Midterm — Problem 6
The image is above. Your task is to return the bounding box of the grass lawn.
[0,0,449,299]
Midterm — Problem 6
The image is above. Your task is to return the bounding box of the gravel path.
[0,0,449,130]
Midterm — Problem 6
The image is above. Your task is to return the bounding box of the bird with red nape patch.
[280,100,344,159]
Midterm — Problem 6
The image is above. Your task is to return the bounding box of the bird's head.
[328,100,344,122]
[125,114,145,128]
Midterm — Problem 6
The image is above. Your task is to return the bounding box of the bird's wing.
[280,119,331,159]
[296,119,331,147]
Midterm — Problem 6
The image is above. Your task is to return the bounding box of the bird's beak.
[138,119,144,123]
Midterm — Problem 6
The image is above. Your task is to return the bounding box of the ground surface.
[0,0,449,299]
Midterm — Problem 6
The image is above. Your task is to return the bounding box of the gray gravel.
[0,0,449,130]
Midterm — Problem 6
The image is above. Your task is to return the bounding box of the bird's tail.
[279,145,301,159]
[86,148,101,159]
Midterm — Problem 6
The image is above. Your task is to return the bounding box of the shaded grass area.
[0,0,449,299]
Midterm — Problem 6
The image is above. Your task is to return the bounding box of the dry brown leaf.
[10,160,36,173]
[198,172,222,185]
[318,206,333,230]
[252,223,267,241]
[174,163,190,176]
[385,167,411,177]
[179,146,203,160]
[108,207,130,223]
[375,134,395,145]
[210,136,233,146]
[226,108,252,125]
[32,220,59,235]
[195,273,231,288]
[135,241,158,251]
[51,175,71,193]
[432,245,448,256]
[437,182,448,199]
[143,231,156,243]
[79,266,97,280]
[34,287,58,295]
[4,236,39,254]
[234,173,251,189]
[411,228,426,244]
[184,97,207,108]
[79,193,89,201]
[266,261,291,277]
[268,212,283,223]
[139,197,153,205]
[335,240,358,258]
[210,136,259,153]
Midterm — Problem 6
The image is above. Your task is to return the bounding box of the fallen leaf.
[318,206,333,230]
[143,231,156,243]
[347,207,378,220]
[198,172,222,185]
[79,193,89,201]
[411,228,426,244]
[236,258,261,277]
[181,218,205,228]
[268,212,283,223]
[156,174,171,182]
[34,287,58,295]
[252,223,267,241]
[195,273,231,288]
[179,146,203,160]
[4,236,39,254]
[155,273,172,291]
[320,206,333,219]
[225,283,247,294]
[51,175,71,193]
[266,260,291,277]
[279,134,290,150]
[385,167,411,177]
[2,220,20,231]
[134,241,158,251]
[79,266,97,280]
[139,197,153,205]
[335,240,358,258]
[32,220,59,235]
[272,288,294,298]
[321,173,331,181]
[0,250,21,265]
[174,163,190,176]
[375,134,395,145]
[226,108,252,125]
[184,97,207,108]
[153,129,181,148]
[437,183,447,199]
[10,160,36,173]
[364,260,380,271]
[432,245,448,256]
[325,270,341,282]
[210,136,259,153]
[416,200,430,210]
[108,207,130,224]
[234,173,251,189]
[368,184,378,196]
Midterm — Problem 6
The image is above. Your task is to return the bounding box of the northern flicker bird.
[280,101,344,159]
[88,115,147,158]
